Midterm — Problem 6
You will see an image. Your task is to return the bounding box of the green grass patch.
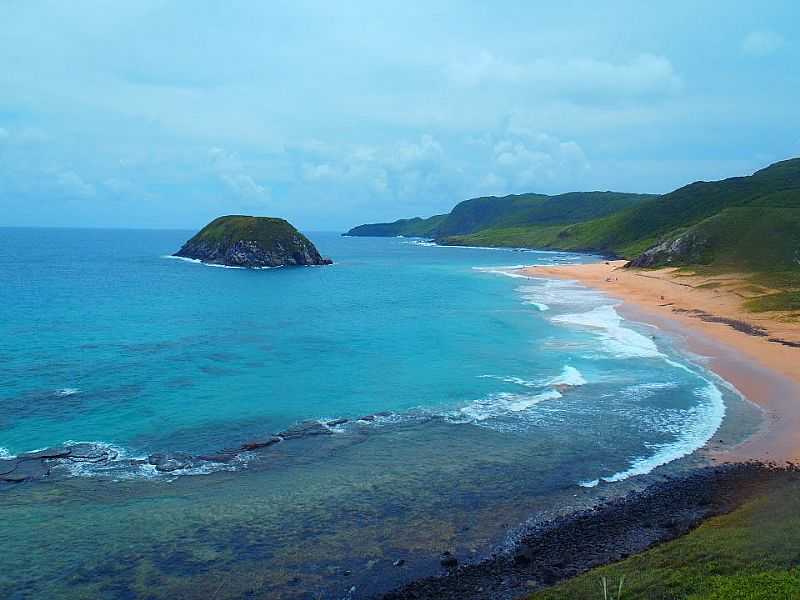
[745,291,800,313]
[530,478,800,599]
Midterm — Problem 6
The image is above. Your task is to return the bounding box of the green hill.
[551,158,800,263]
[437,159,800,275]
[345,214,447,237]
[345,191,652,239]
[345,158,800,293]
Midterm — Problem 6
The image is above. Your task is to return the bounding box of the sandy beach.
[520,261,800,463]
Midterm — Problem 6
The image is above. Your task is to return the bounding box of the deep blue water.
[0,228,758,599]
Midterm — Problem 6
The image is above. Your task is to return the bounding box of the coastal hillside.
[346,214,448,237]
[174,215,332,267]
[345,191,652,239]
[553,158,800,266]
[347,158,800,275]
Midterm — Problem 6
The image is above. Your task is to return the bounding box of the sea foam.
[455,389,563,422]
[472,265,532,279]
[551,304,662,359]
[479,365,587,389]
[55,388,80,397]
[600,380,725,483]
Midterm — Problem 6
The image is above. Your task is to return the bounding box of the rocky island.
[174,215,332,268]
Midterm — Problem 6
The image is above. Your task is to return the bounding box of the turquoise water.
[0,228,758,598]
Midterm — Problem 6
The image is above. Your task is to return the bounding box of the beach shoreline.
[520,260,800,464]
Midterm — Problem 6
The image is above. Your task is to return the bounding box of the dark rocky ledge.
[378,462,798,600]
[174,215,332,268]
[0,415,396,484]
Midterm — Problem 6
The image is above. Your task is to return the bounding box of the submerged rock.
[173,215,333,268]
[67,443,118,463]
[240,437,282,451]
[439,552,458,568]
[277,421,333,439]
[197,453,238,463]
[148,452,194,473]
[18,447,71,461]
[1,460,50,482]
[0,459,19,476]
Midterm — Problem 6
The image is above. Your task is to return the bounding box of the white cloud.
[209,147,271,204]
[742,30,785,56]
[301,134,447,195]
[490,132,589,188]
[446,52,683,98]
[303,163,338,181]
[56,171,96,198]
[220,173,270,202]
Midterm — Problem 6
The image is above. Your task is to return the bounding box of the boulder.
[277,421,332,439]
[0,459,19,476]
[67,443,118,463]
[18,447,71,461]
[439,551,458,568]
[148,452,194,473]
[1,460,50,482]
[197,453,238,463]
[240,437,282,451]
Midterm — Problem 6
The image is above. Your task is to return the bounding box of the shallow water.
[0,229,760,598]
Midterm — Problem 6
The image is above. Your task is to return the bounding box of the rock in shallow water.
[240,437,282,451]
[277,421,333,439]
[147,452,194,472]
[67,443,118,463]
[1,460,50,482]
[18,447,71,460]
[0,459,19,476]
[197,453,238,463]
[440,552,458,568]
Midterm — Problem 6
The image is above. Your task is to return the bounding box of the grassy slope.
[187,215,312,247]
[345,192,651,238]
[530,478,800,599]
[433,192,653,238]
[553,159,800,261]
[345,214,448,237]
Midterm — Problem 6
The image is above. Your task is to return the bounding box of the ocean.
[0,228,759,599]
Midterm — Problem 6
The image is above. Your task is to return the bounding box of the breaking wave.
[551,304,662,359]
[599,380,725,484]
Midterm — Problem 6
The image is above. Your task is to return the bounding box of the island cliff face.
[174,216,332,268]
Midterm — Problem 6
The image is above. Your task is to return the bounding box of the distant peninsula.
[344,158,800,273]
[174,215,332,268]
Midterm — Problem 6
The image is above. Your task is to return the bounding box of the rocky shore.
[380,462,798,600]
[0,413,393,485]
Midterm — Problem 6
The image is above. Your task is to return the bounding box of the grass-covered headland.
[347,158,800,311]
[531,471,800,599]
[381,465,800,600]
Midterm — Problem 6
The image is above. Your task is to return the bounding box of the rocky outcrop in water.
[174,215,332,268]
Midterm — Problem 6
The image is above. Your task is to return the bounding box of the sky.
[1,1,798,231]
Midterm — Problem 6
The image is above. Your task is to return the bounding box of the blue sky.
[1,1,798,230]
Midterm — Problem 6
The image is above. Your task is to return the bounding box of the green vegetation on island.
[174,215,332,268]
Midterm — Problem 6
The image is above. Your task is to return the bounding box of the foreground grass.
[530,479,800,599]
